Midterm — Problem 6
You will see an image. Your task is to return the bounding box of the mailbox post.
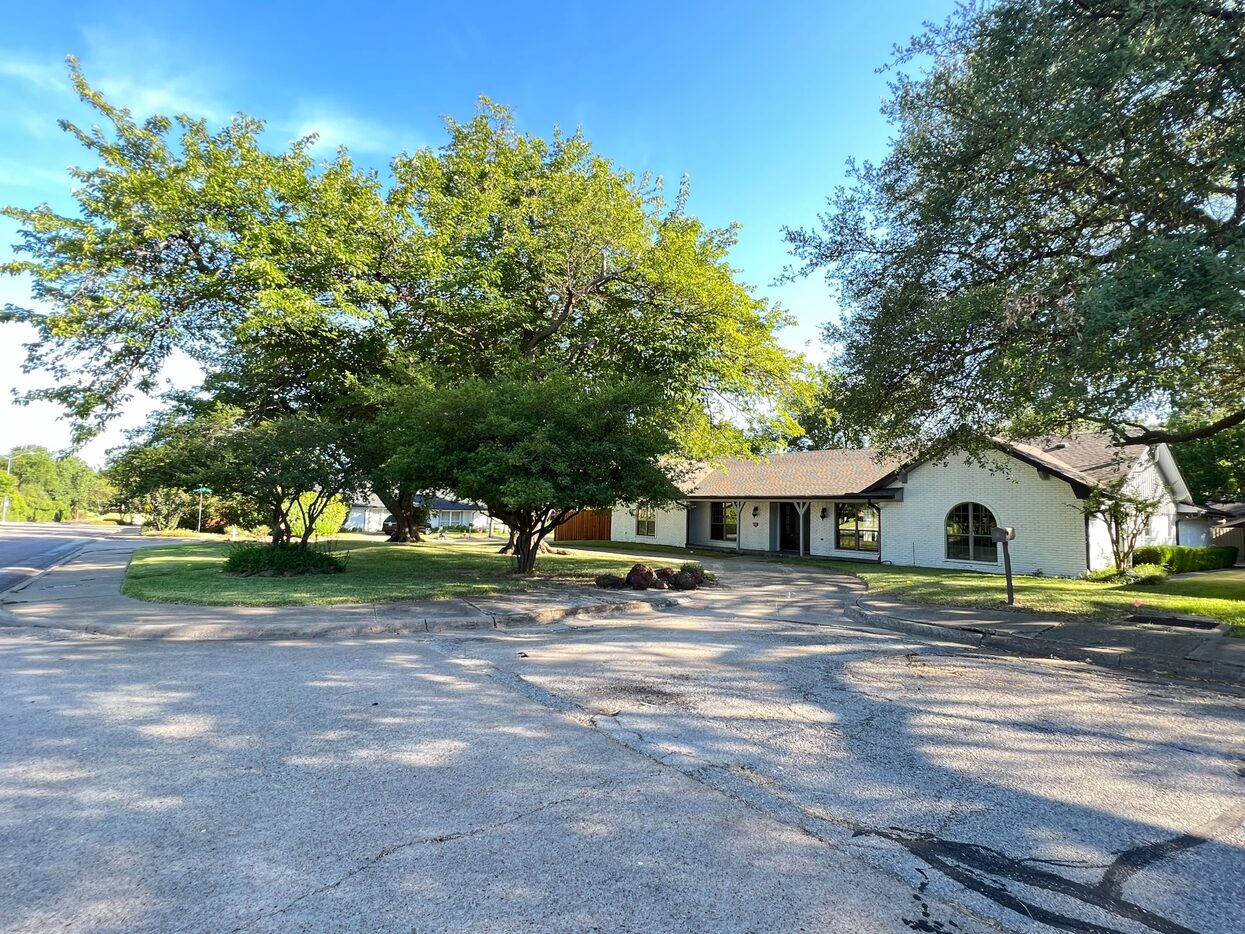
[992,526,1016,605]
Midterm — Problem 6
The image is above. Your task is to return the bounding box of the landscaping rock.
[595,573,627,590]
[651,579,670,590]
[655,567,676,583]
[681,566,707,587]
[670,570,700,590]
[625,564,657,589]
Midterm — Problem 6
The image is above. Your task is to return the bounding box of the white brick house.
[610,434,1208,577]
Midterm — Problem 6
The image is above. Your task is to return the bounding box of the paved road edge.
[845,598,1245,687]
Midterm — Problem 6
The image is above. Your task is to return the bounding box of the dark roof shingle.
[688,449,901,499]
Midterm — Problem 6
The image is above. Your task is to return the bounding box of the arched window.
[946,502,998,563]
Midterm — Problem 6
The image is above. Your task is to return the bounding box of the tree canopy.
[2,445,112,522]
[5,65,798,568]
[786,0,1245,458]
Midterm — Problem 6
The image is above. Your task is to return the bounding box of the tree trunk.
[513,529,543,574]
[271,503,291,546]
[376,488,424,543]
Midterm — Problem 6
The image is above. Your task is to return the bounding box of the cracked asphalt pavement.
[2,599,1243,933]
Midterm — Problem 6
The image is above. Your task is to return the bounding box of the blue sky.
[0,0,955,464]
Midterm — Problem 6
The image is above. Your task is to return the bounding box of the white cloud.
[286,102,422,158]
[0,57,74,95]
[73,25,230,122]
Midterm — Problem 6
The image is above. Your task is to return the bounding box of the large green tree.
[2,59,396,442]
[786,0,1245,457]
[6,69,798,567]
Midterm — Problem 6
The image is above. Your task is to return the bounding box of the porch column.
[732,500,746,552]
[795,501,810,557]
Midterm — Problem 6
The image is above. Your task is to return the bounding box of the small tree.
[209,417,364,548]
[383,376,683,574]
[1080,482,1161,571]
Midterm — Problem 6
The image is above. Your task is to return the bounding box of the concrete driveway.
[2,570,1243,932]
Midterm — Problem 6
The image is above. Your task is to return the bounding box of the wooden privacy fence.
[554,509,612,541]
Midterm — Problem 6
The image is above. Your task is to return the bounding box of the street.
[0,523,125,595]
[2,583,1242,933]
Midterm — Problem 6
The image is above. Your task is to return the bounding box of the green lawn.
[563,540,1245,632]
[122,539,688,606]
[834,562,1245,632]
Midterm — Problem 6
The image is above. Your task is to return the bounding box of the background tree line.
[1,445,113,522]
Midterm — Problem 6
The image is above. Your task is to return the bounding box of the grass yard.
[563,540,1245,632]
[122,539,671,606]
[833,561,1245,632]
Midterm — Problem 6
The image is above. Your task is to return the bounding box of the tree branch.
[1121,409,1245,445]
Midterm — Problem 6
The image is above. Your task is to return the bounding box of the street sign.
[193,487,213,532]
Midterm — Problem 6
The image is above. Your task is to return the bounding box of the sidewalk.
[0,539,675,640]
[848,595,1245,686]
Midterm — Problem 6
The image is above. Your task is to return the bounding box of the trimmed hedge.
[223,543,345,576]
[1133,544,1239,573]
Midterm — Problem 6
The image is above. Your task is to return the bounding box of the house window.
[710,502,737,541]
[946,502,998,563]
[635,506,656,538]
[835,503,880,552]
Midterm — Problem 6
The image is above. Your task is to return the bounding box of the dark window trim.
[834,502,880,553]
[945,502,999,563]
[635,506,656,538]
[710,502,738,542]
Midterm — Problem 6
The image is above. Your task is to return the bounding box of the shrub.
[1126,563,1170,585]
[142,527,200,537]
[288,496,350,540]
[1085,563,1169,585]
[1085,565,1124,582]
[223,543,345,576]
[1133,545,1238,573]
[680,561,716,584]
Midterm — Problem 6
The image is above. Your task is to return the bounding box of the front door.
[778,503,808,553]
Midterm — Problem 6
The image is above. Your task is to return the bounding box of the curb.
[845,599,1245,688]
[0,594,682,642]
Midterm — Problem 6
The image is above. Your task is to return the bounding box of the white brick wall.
[686,500,772,551]
[608,447,1195,577]
[879,450,1090,578]
[610,504,687,548]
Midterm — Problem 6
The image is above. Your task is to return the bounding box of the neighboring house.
[1205,501,1245,561]
[611,434,1207,577]
[424,496,497,533]
[343,494,390,533]
[342,493,502,535]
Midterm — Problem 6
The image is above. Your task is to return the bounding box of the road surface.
[2,582,1242,932]
[0,523,120,594]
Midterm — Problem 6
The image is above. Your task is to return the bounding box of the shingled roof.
[681,433,1155,501]
[687,449,902,499]
[1020,433,1142,485]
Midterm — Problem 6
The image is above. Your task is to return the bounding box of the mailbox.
[991,526,1015,543]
